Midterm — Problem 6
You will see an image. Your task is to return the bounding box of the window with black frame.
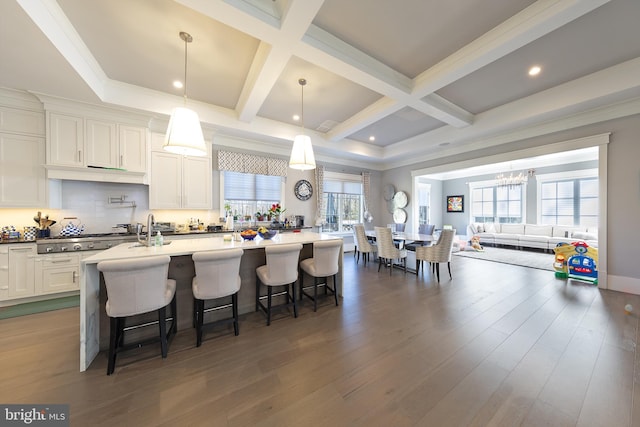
[321,178,363,232]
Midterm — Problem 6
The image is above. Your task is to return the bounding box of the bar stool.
[192,249,243,347]
[299,239,342,311]
[97,255,176,375]
[255,243,302,325]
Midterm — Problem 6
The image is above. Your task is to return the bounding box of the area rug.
[453,246,554,271]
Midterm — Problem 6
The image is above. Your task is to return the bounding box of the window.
[540,176,598,226]
[321,173,363,233]
[222,171,283,221]
[470,182,524,223]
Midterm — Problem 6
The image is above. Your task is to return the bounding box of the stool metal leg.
[232,293,239,336]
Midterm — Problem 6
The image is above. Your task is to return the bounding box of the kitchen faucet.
[137,213,154,247]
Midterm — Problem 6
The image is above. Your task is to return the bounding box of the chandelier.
[496,169,534,188]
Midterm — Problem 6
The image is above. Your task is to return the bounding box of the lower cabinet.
[7,244,37,299]
[36,253,80,294]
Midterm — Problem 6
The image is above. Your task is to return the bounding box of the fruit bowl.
[259,229,277,239]
[240,230,257,240]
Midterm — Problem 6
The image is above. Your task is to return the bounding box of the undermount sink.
[129,241,173,248]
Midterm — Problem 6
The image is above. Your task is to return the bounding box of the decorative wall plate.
[294,179,313,201]
[393,191,408,208]
[383,184,395,201]
[393,208,407,224]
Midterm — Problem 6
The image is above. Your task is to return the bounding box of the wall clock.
[294,179,313,201]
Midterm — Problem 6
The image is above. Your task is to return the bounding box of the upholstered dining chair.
[192,249,243,347]
[415,229,456,282]
[375,226,407,275]
[97,255,176,375]
[256,243,302,325]
[354,224,377,265]
[299,239,342,311]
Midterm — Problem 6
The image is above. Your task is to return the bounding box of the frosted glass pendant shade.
[289,134,316,170]
[163,107,207,156]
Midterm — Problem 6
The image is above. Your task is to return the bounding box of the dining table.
[364,230,436,273]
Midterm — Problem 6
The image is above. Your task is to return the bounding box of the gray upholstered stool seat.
[299,240,342,311]
[97,255,176,375]
[192,249,243,347]
[255,243,302,325]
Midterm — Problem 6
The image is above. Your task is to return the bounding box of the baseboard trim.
[607,274,640,295]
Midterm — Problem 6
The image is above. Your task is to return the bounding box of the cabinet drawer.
[41,266,79,294]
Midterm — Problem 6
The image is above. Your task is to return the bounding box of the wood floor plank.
[0,254,638,426]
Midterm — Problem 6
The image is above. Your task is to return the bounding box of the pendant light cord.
[299,78,307,133]
[179,31,193,107]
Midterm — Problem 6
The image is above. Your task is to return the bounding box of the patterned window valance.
[217,150,288,177]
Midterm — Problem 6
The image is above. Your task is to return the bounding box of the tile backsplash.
[0,181,221,236]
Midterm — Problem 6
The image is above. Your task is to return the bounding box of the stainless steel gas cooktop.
[36,234,139,254]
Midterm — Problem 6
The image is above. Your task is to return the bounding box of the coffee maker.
[294,215,304,227]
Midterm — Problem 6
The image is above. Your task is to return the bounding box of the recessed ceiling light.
[528,65,541,77]
[369,136,375,142]
[173,80,183,89]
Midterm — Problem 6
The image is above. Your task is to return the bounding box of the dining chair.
[191,249,243,347]
[375,226,407,275]
[354,224,377,265]
[415,229,456,282]
[97,255,177,375]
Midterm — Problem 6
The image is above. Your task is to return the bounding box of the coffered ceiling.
[1,0,639,170]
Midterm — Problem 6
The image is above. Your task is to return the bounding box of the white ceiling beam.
[16,0,108,98]
[235,0,325,122]
[413,0,612,96]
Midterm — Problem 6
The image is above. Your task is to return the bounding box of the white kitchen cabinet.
[0,133,47,207]
[118,125,147,173]
[46,111,148,181]
[149,138,212,210]
[0,246,8,300]
[7,244,36,299]
[38,253,80,294]
[47,112,84,167]
[85,119,117,168]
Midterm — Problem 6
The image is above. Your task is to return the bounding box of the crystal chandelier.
[496,169,534,188]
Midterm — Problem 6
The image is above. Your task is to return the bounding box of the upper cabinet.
[38,95,151,184]
[0,91,49,208]
[149,133,212,209]
[46,112,148,183]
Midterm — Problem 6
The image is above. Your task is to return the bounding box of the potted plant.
[255,211,265,221]
[268,203,286,222]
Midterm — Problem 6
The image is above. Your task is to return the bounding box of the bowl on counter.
[258,230,277,239]
[240,231,257,240]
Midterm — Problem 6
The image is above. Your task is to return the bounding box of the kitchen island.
[79,232,343,371]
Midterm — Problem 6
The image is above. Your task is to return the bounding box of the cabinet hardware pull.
[120,154,123,166]
[0,286,8,290]
[72,271,77,283]
[78,150,82,162]
[11,248,33,252]
[51,259,72,263]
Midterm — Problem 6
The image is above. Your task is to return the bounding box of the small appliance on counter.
[152,222,175,233]
[294,215,304,228]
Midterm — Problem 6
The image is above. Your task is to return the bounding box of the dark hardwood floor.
[1,254,639,426]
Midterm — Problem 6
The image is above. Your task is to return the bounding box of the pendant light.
[163,31,207,157]
[289,78,316,170]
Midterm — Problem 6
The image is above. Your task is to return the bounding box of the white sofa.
[467,223,598,251]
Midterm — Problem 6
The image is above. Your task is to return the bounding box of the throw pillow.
[484,223,496,233]
[477,224,485,233]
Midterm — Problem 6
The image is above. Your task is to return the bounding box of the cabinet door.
[47,113,84,167]
[183,156,212,209]
[8,245,36,298]
[41,255,80,294]
[86,119,117,168]
[149,151,182,209]
[0,133,46,207]
[119,125,147,173]
[0,247,8,300]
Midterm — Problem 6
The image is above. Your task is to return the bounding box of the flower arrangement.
[268,203,286,218]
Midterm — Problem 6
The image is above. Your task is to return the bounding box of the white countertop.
[82,232,342,264]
